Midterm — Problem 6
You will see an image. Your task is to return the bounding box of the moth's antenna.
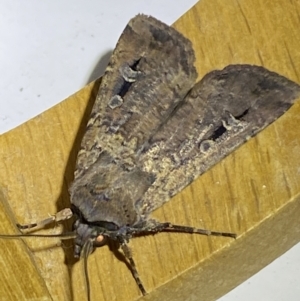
[81,239,94,301]
[17,208,73,231]
[0,232,77,240]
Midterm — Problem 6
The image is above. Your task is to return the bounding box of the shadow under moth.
[1,14,300,300]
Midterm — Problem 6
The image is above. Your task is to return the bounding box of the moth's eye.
[94,235,107,247]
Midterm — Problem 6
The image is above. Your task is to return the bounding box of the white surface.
[0,1,299,300]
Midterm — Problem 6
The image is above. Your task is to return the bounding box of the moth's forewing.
[137,65,300,216]
[71,15,198,225]
[74,15,198,178]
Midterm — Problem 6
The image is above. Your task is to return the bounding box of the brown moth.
[1,14,300,300]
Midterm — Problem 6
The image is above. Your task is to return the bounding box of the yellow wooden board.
[0,0,300,300]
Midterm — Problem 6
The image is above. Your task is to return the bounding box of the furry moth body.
[1,14,300,300]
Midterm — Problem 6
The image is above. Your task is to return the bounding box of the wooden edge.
[0,189,51,300]
[141,187,300,301]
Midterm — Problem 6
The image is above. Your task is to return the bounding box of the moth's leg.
[17,208,73,231]
[139,219,236,239]
[158,222,236,238]
[120,241,147,295]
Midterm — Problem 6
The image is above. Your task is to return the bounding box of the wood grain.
[0,0,300,300]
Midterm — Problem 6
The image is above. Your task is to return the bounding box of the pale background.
[0,1,299,300]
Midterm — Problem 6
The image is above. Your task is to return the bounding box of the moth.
[1,14,300,300]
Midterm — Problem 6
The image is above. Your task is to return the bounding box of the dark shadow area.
[55,77,102,301]
[86,50,113,84]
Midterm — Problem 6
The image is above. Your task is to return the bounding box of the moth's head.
[72,214,120,258]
